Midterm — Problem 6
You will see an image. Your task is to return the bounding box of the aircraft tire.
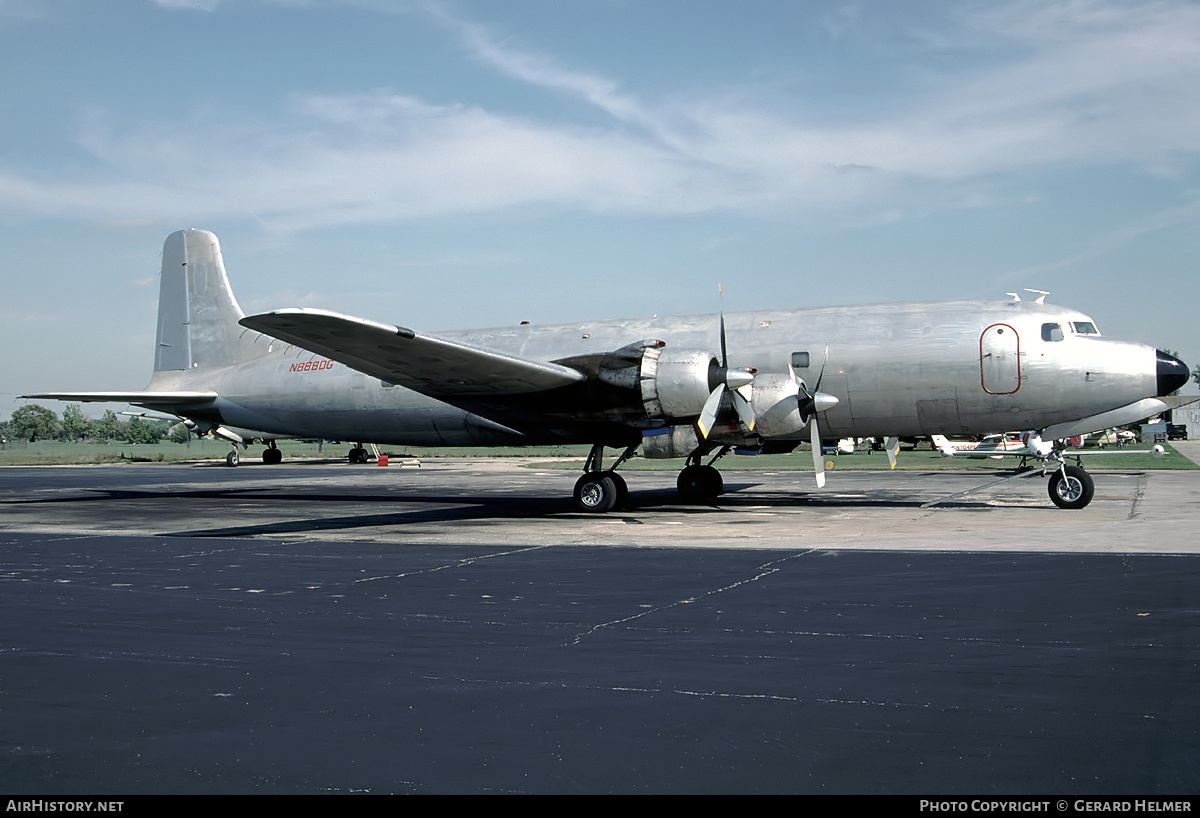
[225,450,239,467]
[1048,465,1094,509]
[263,448,283,465]
[677,464,722,503]
[574,473,618,513]
[607,472,629,511]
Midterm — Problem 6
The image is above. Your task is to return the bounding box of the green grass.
[2,439,1193,470]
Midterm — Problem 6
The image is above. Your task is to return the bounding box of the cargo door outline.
[980,323,1020,395]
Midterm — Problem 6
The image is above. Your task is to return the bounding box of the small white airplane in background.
[933,433,1037,459]
[22,229,1193,512]
[1084,428,1138,448]
[933,431,1165,461]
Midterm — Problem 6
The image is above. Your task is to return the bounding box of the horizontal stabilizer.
[21,391,218,406]
[240,308,586,397]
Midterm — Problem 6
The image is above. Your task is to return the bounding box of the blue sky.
[4,0,1200,420]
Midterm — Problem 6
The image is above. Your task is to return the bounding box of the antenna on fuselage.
[1025,289,1050,304]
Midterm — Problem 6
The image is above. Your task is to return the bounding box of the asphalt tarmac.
[1,459,1198,794]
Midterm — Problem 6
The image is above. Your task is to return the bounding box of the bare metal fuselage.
[146,298,1157,448]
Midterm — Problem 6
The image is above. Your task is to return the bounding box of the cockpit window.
[1041,323,1064,342]
[1072,321,1099,335]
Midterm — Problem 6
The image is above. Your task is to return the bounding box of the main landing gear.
[676,447,730,504]
[222,438,286,467]
[225,440,284,466]
[573,444,636,512]
[573,444,733,512]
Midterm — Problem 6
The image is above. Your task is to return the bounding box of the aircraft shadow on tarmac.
[3,478,1026,539]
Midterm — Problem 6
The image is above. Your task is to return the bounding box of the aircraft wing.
[240,308,586,397]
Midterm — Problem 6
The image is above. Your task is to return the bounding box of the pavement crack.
[351,545,550,584]
[564,549,817,647]
[1128,473,1148,521]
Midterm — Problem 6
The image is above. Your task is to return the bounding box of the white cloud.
[148,0,223,11]
[1,0,1199,232]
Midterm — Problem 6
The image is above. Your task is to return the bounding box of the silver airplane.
[23,228,1191,512]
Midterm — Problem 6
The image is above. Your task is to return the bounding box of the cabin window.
[1041,323,1064,342]
[1072,321,1099,335]
[791,351,810,369]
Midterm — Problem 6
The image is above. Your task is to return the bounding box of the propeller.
[696,287,840,491]
[796,346,839,488]
[697,286,757,438]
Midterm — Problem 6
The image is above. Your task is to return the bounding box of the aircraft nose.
[1156,349,1189,396]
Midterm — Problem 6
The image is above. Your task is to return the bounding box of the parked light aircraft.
[23,229,1191,512]
[933,430,1165,462]
[932,433,1038,459]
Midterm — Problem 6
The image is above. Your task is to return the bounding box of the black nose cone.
[1157,350,1189,396]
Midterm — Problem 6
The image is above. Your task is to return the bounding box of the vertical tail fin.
[154,229,266,371]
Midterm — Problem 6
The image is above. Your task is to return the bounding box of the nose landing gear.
[1048,464,1095,509]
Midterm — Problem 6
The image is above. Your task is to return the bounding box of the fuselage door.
[980,323,1020,395]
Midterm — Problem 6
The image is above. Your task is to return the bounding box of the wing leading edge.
[239,308,586,398]
[20,391,218,407]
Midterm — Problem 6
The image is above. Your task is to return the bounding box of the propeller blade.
[814,345,829,391]
[885,436,900,470]
[697,383,725,439]
[731,389,756,432]
[801,348,836,488]
[718,284,728,368]
[811,415,826,488]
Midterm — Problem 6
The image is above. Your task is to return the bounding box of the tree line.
[3,405,188,444]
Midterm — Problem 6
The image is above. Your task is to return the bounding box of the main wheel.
[574,473,618,513]
[1048,465,1094,509]
[262,447,283,465]
[607,472,629,511]
[677,464,723,503]
[225,450,239,467]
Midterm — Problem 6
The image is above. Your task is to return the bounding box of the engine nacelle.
[641,425,702,459]
[635,347,720,420]
[749,372,808,438]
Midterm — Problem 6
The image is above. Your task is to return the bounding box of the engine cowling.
[639,348,720,420]
[641,424,702,459]
[748,372,808,438]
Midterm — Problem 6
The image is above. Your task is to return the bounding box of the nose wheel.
[1048,464,1094,509]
